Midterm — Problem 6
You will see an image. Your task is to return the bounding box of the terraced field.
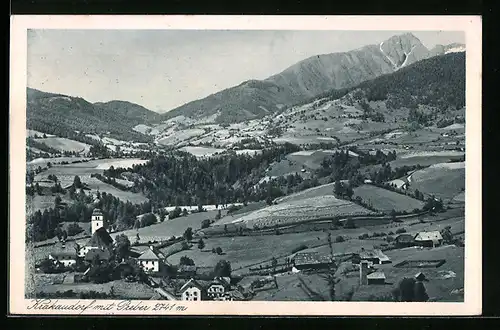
[231,195,375,229]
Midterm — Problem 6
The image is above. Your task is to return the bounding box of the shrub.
[358,233,369,240]
[335,235,345,243]
[227,204,242,214]
[395,228,407,234]
[214,260,231,277]
[201,219,211,229]
[140,213,157,227]
[179,256,195,266]
[216,247,223,255]
[197,239,205,250]
[66,223,83,237]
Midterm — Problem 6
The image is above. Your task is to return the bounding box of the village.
[35,201,463,302]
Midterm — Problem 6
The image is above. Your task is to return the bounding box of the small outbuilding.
[395,233,415,248]
[292,252,333,270]
[367,271,386,285]
[357,249,391,265]
[414,231,443,248]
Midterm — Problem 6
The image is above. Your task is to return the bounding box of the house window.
[193,297,197,301]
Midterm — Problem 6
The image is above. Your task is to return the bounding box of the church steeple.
[91,208,104,235]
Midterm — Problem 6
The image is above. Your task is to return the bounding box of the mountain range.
[26,32,465,141]
[162,33,464,123]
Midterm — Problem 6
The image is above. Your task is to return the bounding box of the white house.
[180,279,206,301]
[49,251,77,267]
[137,247,161,273]
[207,277,231,300]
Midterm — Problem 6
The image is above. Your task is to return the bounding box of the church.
[77,208,114,259]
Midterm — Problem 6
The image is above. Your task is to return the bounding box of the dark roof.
[84,248,111,262]
[210,277,231,287]
[358,249,391,262]
[293,252,332,266]
[86,227,114,248]
[179,278,211,292]
[396,234,415,242]
[92,208,103,216]
[137,249,160,261]
[415,272,427,281]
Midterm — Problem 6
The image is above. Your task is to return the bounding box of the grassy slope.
[353,184,424,212]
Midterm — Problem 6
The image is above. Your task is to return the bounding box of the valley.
[25,32,466,303]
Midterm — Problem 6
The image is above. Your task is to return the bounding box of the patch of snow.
[400,45,417,68]
[445,46,465,54]
[380,41,398,69]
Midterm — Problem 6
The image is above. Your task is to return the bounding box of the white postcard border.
[9,15,482,316]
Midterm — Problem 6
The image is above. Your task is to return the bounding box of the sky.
[27,30,464,113]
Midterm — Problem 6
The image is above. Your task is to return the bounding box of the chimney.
[360,261,369,285]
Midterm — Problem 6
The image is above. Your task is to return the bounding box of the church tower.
[91,208,104,235]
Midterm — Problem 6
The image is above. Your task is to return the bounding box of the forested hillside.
[358,52,465,110]
[26,88,155,143]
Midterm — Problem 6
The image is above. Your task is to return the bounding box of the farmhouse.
[207,277,232,300]
[48,250,77,267]
[179,278,208,301]
[292,252,333,270]
[356,249,391,265]
[414,231,443,247]
[84,248,111,263]
[137,247,161,273]
[395,233,415,248]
